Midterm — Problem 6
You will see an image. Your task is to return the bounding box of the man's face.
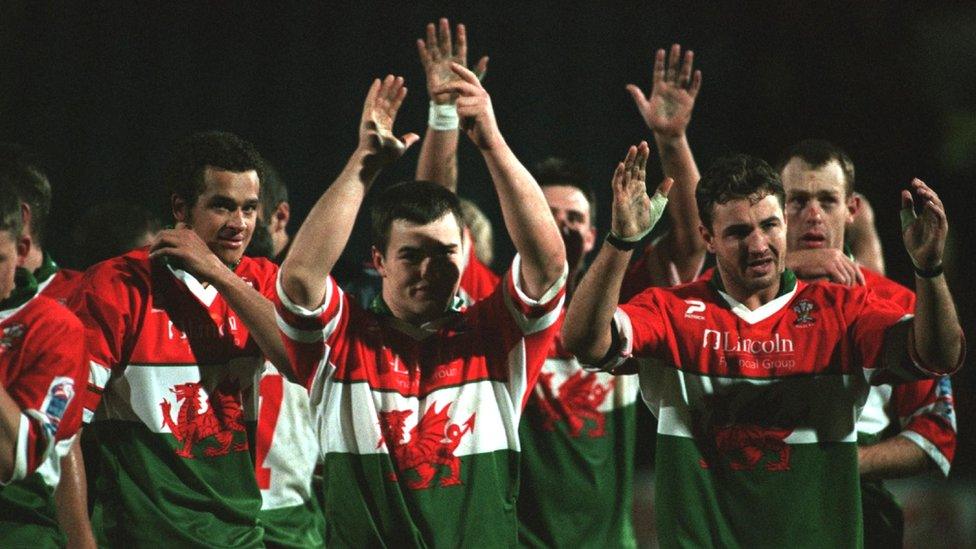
[0,231,27,302]
[174,167,260,266]
[374,212,465,324]
[701,194,787,298]
[781,158,857,252]
[542,185,596,269]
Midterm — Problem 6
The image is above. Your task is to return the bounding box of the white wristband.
[428,101,459,131]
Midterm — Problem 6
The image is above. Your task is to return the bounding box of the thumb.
[900,189,916,231]
[474,56,489,81]
[625,84,648,109]
[655,177,675,198]
[401,132,421,151]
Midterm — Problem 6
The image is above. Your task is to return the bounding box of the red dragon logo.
[377,403,476,490]
[699,424,792,471]
[159,379,248,459]
[533,370,613,438]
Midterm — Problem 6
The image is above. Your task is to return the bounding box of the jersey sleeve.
[845,287,953,386]
[273,272,348,389]
[66,264,139,424]
[1,309,87,483]
[596,287,671,372]
[891,377,956,477]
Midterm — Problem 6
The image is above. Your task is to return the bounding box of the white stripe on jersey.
[899,430,951,477]
[314,376,524,457]
[537,357,640,412]
[855,385,893,435]
[89,360,112,391]
[503,254,567,336]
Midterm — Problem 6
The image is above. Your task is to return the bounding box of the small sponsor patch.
[42,376,76,437]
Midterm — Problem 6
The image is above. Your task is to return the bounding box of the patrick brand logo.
[684,300,706,320]
[702,330,794,353]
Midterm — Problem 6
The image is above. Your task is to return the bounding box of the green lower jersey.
[517,359,638,548]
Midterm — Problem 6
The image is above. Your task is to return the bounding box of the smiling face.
[701,194,787,306]
[781,158,857,253]
[374,212,465,324]
[173,167,260,266]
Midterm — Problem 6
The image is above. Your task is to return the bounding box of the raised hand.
[610,142,673,239]
[417,18,489,105]
[626,44,702,139]
[901,178,948,271]
[359,75,419,170]
[433,63,503,150]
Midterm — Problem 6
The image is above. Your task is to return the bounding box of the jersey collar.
[709,268,799,325]
[369,294,466,340]
[0,268,39,320]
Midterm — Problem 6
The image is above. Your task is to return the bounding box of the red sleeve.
[892,376,956,476]
[66,262,140,423]
[605,287,672,371]
[3,305,87,480]
[273,273,347,389]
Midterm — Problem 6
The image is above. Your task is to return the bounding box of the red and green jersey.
[69,248,278,548]
[0,270,87,547]
[607,270,949,548]
[275,255,566,547]
[254,361,326,548]
[854,268,955,475]
[517,325,639,548]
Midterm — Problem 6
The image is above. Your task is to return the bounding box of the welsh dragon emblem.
[159,379,248,458]
[377,403,476,490]
[533,370,613,438]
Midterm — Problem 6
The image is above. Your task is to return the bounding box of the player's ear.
[272,202,290,232]
[699,224,716,254]
[15,233,30,266]
[171,194,189,224]
[372,246,387,277]
[582,225,597,254]
[846,193,861,225]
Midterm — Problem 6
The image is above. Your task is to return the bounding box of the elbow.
[279,265,320,311]
[560,319,602,365]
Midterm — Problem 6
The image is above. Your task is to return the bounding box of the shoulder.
[861,267,915,308]
[20,295,85,334]
[236,256,279,285]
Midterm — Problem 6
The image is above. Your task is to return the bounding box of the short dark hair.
[531,157,597,224]
[777,139,855,196]
[0,143,51,246]
[696,154,784,230]
[258,160,289,221]
[163,131,264,209]
[0,182,23,240]
[371,181,464,254]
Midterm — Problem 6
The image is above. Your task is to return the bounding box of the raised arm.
[415,18,488,191]
[434,63,563,298]
[627,44,704,282]
[563,143,672,363]
[281,76,418,309]
[901,179,963,373]
[848,192,886,274]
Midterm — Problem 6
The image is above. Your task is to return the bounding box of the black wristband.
[604,232,641,251]
[913,263,944,278]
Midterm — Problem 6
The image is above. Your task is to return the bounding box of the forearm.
[416,126,459,192]
[281,149,377,309]
[481,141,565,295]
[0,385,21,480]
[55,436,96,549]
[653,133,704,279]
[210,269,291,375]
[911,275,963,373]
[563,243,632,363]
[859,435,933,480]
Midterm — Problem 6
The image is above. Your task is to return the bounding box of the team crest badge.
[0,323,25,352]
[42,377,76,437]
[377,403,476,490]
[159,379,248,459]
[533,370,613,438]
[793,299,816,325]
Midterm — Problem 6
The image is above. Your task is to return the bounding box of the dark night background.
[2,0,974,485]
